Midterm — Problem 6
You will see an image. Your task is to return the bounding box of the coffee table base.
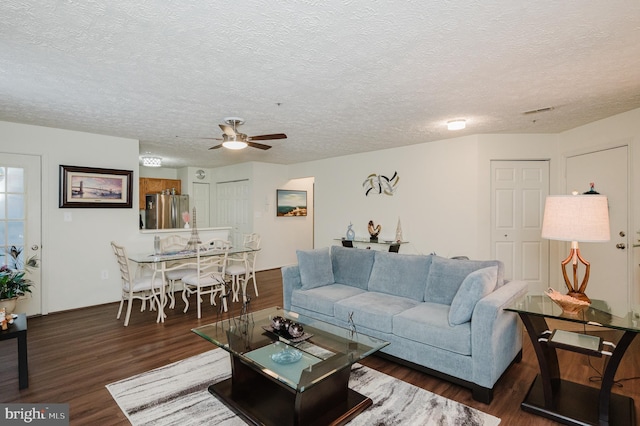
[208,355,372,426]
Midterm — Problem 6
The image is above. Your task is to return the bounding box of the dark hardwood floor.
[2,268,639,425]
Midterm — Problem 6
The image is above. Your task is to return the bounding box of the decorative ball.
[271,316,286,331]
[288,322,304,338]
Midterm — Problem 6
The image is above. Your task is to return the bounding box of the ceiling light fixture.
[447,120,466,131]
[222,136,248,150]
[142,156,162,167]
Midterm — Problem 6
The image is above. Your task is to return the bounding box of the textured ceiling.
[1,1,640,168]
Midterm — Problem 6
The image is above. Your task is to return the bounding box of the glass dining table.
[128,246,258,323]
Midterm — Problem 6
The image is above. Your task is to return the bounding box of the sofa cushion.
[367,251,432,301]
[330,245,376,290]
[291,284,366,317]
[424,256,504,305]
[297,247,334,290]
[334,292,420,334]
[448,266,498,326]
[393,303,472,356]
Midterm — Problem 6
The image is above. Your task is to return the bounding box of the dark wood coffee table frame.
[192,307,388,426]
[210,354,371,426]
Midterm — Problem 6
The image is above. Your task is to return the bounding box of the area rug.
[106,349,500,426]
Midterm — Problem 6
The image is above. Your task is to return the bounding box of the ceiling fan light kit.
[222,139,248,150]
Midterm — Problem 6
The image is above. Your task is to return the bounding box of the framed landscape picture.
[59,165,133,208]
[276,189,307,217]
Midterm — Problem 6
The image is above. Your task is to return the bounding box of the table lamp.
[541,193,610,303]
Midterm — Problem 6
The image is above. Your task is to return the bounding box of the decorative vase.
[395,218,403,242]
[346,223,355,241]
[0,297,18,315]
[184,222,190,229]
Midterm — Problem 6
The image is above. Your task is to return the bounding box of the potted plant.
[0,246,38,314]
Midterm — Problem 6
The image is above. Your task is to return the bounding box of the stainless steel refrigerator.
[145,194,190,229]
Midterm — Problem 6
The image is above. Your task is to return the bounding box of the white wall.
[558,108,640,307]
[3,107,640,313]
[139,167,178,179]
[1,121,141,313]
[254,163,315,268]
[209,162,314,270]
[288,133,560,260]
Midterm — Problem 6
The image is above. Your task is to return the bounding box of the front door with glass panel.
[0,154,42,315]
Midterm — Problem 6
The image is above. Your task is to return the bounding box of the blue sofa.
[281,245,527,403]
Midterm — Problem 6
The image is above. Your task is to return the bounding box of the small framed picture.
[276,189,307,217]
[59,165,133,208]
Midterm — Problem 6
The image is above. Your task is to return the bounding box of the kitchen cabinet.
[139,178,181,209]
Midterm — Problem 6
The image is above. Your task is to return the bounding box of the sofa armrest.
[281,265,302,311]
[470,279,527,388]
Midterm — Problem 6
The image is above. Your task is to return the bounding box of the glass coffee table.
[192,306,389,426]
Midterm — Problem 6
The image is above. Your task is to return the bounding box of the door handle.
[616,243,626,250]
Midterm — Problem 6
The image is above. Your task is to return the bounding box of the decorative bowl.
[545,288,590,314]
[271,349,302,364]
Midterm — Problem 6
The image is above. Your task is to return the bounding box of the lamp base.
[560,245,592,305]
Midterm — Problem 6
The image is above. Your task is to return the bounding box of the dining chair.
[181,238,231,319]
[111,241,165,326]
[159,234,197,309]
[226,233,261,302]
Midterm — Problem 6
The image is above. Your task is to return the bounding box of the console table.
[0,313,28,389]
[505,294,639,425]
[334,238,408,252]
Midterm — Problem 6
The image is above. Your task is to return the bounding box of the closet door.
[216,180,251,247]
[491,160,549,293]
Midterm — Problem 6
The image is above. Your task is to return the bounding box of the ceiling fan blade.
[208,144,224,150]
[248,133,287,141]
[247,141,272,150]
[176,136,222,140]
[219,124,236,137]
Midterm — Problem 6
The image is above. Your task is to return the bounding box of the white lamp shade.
[541,195,610,242]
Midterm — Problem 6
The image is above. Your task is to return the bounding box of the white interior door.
[192,182,210,228]
[566,146,628,316]
[216,180,251,247]
[491,160,550,293]
[0,153,42,315]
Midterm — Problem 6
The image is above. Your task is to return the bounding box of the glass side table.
[505,294,640,426]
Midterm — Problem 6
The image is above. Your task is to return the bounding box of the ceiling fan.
[204,117,287,151]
